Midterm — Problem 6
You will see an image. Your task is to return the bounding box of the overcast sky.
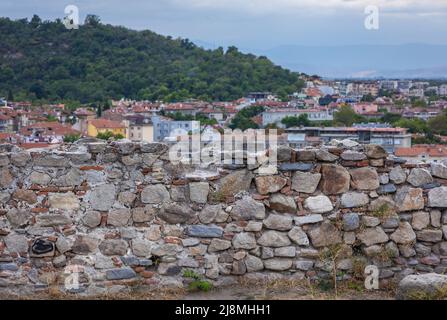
[1,0,447,49]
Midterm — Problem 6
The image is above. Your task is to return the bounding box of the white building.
[262,108,333,127]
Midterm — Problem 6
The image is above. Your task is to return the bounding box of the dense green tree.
[0,17,304,103]
[333,105,365,126]
[428,114,447,135]
[281,114,311,128]
[394,118,428,134]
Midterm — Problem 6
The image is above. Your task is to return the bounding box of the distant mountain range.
[256,44,447,79]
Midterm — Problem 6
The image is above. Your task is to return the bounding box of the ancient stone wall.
[1,140,447,296]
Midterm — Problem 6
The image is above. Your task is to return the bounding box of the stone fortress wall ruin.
[1,139,447,296]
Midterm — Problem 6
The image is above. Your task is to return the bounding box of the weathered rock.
[132,206,156,223]
[189,182,209,203]
[416,230,443,243]
[296,150,315,161]
[264,258,293,271]
[390,222,416,244]
[263,214,293,231]
[295,260,314,271]
[428,187,447,208]
[407,168,433,187]
[36,214,72,227]
[377,184,397,194]
[430,210,441,228]
[257,231,291,247]
[362,215,381,227]
[340,192,369,208]
[232,232,257,249]
[158,202,195,224]
[308,221,342,248]
[151,243,179,256]
[72,235,99,254]
[99,239,128,256]
[350,167,380,190]
[395,187,424,212]
[89,184,116,211]
[245,255,264,272]
[279,162,314,172]
[341,150,366,161]
[132,239,152,257]
[303,195,333,214]
[82,211,102,228]
[291,171,321,194]
[141,184,170,204]
[357,227,389,246]
[231,260,247,275]
[411,211,430,231]
[10,151,31,167]
[397,273,447,300]
[186,225,223,238]
[245,221,263,232]
[276,145,292,162]
[29,171,51,185]
[320,164,350,194]
[118,191,137,206]
[6,209,30,228]
[274,246,296,257]
[218,169,253,197]
[198,204,222,224]
[231,196,265,220]
[48,192,80,210]
[255,175,287,195]
[0,167,13,188]
[106,268,136,280]
[294,214,323,225]
[287,226,309,246]
[389,166,407,184]
[209,239,232,252]
[365,144,387,159]
[431,163,447,179]
[33,154,69,167]
[269,194,297,213]
[107,209,132,227]
[54,168,83,187]
[315,149,339,162]
[343,213,360,231]
[4,234,28,253]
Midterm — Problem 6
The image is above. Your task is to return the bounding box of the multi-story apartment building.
[285,124,411,153]
[152,116,200,142]
[439,85,447,96]
[262,108,333,127]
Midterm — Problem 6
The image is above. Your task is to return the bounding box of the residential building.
[73,108,96,135]
[87,119,126,137]
[126,116,154,142]
[394,145,447,164]
[262,108,333,127]
[0,114,13,132]
[152,116,200,142]
[353,103,378,115]
[439,85,447,96]
[20,122,80,143]
[285,125,411,153]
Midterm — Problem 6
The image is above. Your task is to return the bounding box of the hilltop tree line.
[0,15,304,104]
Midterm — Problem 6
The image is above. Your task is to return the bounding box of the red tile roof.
[20,122,79,136]
[89,119,125,129]
[395,145,447,157]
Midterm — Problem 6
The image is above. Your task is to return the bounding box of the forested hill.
[0,15,304,103]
